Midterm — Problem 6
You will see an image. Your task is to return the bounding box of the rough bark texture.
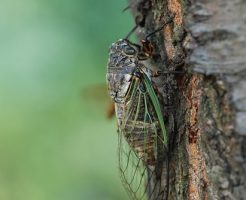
[129,0,246,199]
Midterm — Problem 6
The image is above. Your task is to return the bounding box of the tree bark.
[129,0,246,199]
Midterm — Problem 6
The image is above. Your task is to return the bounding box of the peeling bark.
[129,0,246,199]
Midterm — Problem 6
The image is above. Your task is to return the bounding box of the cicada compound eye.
[123,45,136,55]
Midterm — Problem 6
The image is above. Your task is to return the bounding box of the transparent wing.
[117,73,168,200]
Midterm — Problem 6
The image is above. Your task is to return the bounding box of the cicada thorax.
[106,39,138,104]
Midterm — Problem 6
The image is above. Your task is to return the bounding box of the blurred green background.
[0,0,134,199]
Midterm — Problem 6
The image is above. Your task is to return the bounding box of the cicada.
[106,37,169,200]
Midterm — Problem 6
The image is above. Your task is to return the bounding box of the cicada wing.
[117,76,167,200]
[118,79,149,200]
[118,129,149,200]
[142,73,168,149]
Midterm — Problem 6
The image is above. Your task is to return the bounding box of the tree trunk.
[129,0,246,199]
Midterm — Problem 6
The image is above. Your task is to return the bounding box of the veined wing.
[117,71,168,200]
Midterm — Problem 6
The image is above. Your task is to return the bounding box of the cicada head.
[106,39,139,104]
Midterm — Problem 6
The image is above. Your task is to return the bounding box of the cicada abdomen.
[106,39,167,200]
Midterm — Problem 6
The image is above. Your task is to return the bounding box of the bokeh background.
[0,0,134,199]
